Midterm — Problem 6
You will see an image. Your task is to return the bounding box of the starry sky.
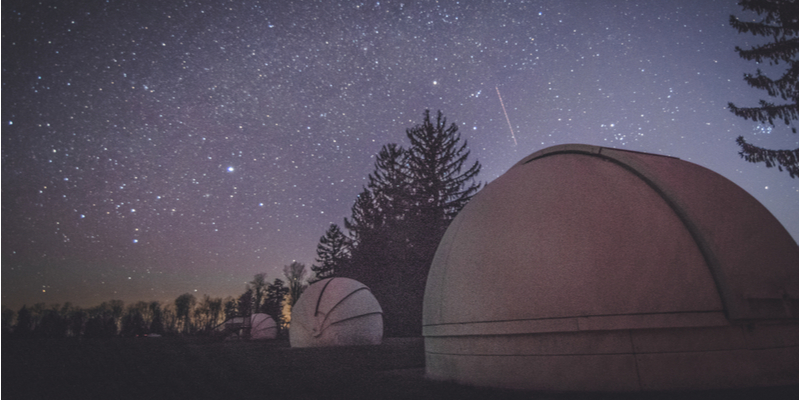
[3,0,797,310]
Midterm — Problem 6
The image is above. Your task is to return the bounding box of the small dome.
[423,144,797,391]
[219,313,277,340]
[249,313,277,340]
[290,277,383,348]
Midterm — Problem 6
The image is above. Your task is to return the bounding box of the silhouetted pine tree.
[369,143,412,222]
[345,189,381,247]
[342,143,414,335]
[311,223,350,282]
[340,110,481,336]
[345,144,410,247]
[728,0,798,177]
[404,110,481,240]
[398,110,481,336]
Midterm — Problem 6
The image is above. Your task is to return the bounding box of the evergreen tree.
[311,223,350,282]
[342,143,412,280]
[369,143,414,259]
[341,144,415,335]
[728,0,798,177]
[369,143,412,222]
[404,110,481,237]
[343,188,382,283]
[340,110,481,336]
[345,189,382,250]
[397,110,481,336]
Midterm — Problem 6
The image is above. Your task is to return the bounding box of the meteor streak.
[495,86,517,146]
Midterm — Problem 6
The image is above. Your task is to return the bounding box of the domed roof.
[424,144,798,333]
[249,313,277,340]
[290,277,383,347]
[422,144,797,391]
[218,313,277,340]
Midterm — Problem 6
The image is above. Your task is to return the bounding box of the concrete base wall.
[424,322,798,392]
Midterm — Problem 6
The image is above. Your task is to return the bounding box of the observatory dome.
[290,277,383,348]
[218,313,277,340]
[423,144,798,392]
[249,313,277,340]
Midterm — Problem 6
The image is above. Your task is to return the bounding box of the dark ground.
[3,336,796,400]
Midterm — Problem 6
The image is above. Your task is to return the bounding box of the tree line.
[2,261,308,339]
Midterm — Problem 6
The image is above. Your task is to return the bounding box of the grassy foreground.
[3,336,796,400]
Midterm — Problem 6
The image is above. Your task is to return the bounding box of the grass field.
[3,336,796,399]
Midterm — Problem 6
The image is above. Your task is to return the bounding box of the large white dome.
[423,144,797,392]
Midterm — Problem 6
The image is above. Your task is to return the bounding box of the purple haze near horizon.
[3,0,797,311]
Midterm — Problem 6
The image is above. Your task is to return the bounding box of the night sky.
[3,0,797,310]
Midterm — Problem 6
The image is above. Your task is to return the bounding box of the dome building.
[423,144,797,392]
[248,313,278,340]
[218,313,277,340]
[290,277,383,348]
